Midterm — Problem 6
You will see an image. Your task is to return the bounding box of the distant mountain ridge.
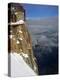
[26,16,58,26]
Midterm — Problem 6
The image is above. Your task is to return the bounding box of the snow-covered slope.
[8,53,36,77]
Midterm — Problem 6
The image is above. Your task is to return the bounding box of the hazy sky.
[22,4,58,19]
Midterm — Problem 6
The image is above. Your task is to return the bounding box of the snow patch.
[9,53,36,77]
[9,20,25,25]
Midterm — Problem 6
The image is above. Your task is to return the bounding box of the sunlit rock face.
[8,3,38,76]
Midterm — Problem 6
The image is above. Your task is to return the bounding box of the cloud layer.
[26,16,58,47]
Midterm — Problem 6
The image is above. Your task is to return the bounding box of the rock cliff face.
[8,3,38,76]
